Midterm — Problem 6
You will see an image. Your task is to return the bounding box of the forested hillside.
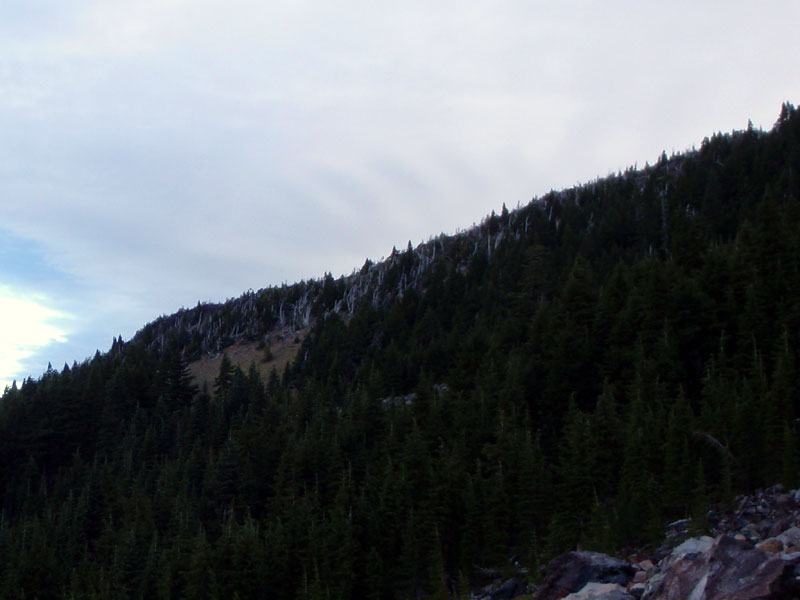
[1,103,800,599]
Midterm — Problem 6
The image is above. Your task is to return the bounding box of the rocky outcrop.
[642,535,800,600]
[534,552,635,600]
[640,486,800,599]
[529,486,800,600]
[635,486,800,599]
[709,485,800,548]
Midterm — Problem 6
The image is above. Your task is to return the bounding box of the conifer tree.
[214,354,235,398]
[690,460,709,536]
[663,389,694,516]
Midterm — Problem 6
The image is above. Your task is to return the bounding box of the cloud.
[0,287,71,390]
[0,0,799,383]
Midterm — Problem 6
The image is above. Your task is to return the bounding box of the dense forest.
[1,103,800,599]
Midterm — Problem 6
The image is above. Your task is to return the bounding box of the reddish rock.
[756,538,784,553]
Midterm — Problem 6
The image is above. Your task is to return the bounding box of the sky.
[1,0,799,389]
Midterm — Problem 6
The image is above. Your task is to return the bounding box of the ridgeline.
[1,103,800,599]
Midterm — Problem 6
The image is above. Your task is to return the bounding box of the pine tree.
[690,460,709,536]
[550,398,595,551]
[663,389,694,517]
[782,423,799,489]
[214,354,235,398]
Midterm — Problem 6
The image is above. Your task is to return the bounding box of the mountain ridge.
[127,130,708,369]
[1,102,799,600]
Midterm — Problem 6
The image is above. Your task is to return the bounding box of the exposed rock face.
[535,552,635,600]
[479,486,800,600]
[634,486,800,599]
[710,485,800,545]
[642,534,800,600]
[777,526,800,548]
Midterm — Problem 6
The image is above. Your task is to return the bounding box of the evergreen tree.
[1,104,800,598]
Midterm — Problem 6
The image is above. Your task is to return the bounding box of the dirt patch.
[188,327,309,390]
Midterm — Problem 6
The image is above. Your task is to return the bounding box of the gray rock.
[535,552,634,600]
[661,536,714,565]
[768,518,793,537]
[777,526,800,548]
[490,577,525,600]
[628,583,646,599]
[643,534,800,600]
[562,582,634,600]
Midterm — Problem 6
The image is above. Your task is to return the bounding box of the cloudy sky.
[1,1,798,389]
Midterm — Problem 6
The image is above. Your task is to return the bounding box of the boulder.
[636,560,655,572]
[490,577,525,600]
[535,552,634,600]
[661,536,714,567]
[627,583,646,599]
[777,526,800,548]
[642,534,800,600]
[768,519,790,538]
[757,538,784,553]
[562,582,634,600]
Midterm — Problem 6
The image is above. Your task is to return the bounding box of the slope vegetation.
[1,103,799,600]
